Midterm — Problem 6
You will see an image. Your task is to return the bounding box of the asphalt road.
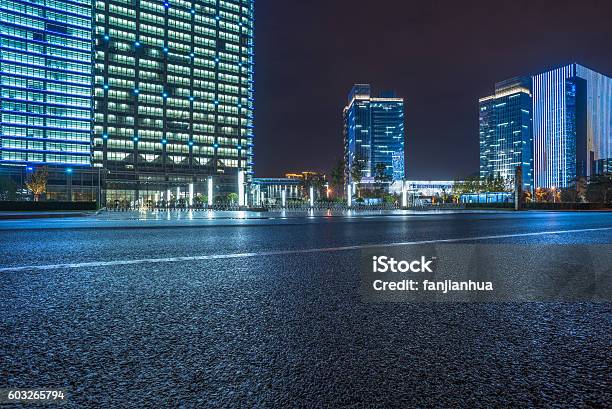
[1,211,611,407]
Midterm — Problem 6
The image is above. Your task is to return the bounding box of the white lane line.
[1,227,611,273]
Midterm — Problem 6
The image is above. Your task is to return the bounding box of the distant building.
[479,77,533,190]
[389,180,455,197]
[344,84,405,185]
[285,171,326,183]
[252,177,303,204]
[532,64,612,188]
[594,158,611,175]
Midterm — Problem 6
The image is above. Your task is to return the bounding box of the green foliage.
[586,173,612,203]
[374,163,391,183]
[383,194,397,204]
[452,173,513,199]
[329,158,345,197]
[226,192,239,204]
[350,153,366,185]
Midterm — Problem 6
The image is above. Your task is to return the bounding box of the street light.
[347,183,352,208]
[309,186,314,208]
[207,177,213,207]
[238,170,245,207]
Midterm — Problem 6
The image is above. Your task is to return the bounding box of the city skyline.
[254,0,612,179]
[1,0,611,193]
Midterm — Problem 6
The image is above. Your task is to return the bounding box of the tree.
[329,158,345,198]
[560,187,577,203]
[350,153,366,197]
[522,190,533,203]
[373,163,391,193]
[0,175,17,201]
[492,173,512,192]
[534,187,548,203]
[586,173,612,204]
[452,175,480,201]
[383,194,397,204]
[576,176,588,203]
[534,187,559,203]
[25,167,48,201]
[226,192,239,204]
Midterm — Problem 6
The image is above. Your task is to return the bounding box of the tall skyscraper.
[93,0,255,203]
[344,84,405,184]
[532,63,612,188]
[0,0,94,167]
[479,77,533,190]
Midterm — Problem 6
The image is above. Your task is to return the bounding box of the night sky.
[254,0,612,179]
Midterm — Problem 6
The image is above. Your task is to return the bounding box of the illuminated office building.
[93,0,254,204]
[532,64,612,188]
[479,77,533,190]
[0,0,97,199]
[344,84,405,184]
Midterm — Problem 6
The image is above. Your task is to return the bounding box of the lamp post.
[309,186,314,208]
[66,167,73,202]
[207,177,213,207]
[238,170,245,207]
[347,183,352,208]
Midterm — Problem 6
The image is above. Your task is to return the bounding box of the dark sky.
[254,0,612,179]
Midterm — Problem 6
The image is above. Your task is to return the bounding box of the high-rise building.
[532,64,612,188]
[0,0,97,199]
[479,77,533,190]
[93,0,255,204]
[344,84,404,184]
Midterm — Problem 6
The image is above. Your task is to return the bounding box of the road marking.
[1,227,611,273]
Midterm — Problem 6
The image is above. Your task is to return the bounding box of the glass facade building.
[93,0,254,204]
[533,64,612,188]
[0,0,94,167]
[344,84,405,183]
[479,76,533,190]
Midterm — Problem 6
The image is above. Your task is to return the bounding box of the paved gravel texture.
[1,211,611,407]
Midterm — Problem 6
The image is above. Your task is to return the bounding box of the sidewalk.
[0,211,98,220]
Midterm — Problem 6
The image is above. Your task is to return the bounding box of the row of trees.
[451,173,612,204]
[531,175,612,204]
[0,167,48,201]
[452,174,513,197]
[328,155,393,199]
